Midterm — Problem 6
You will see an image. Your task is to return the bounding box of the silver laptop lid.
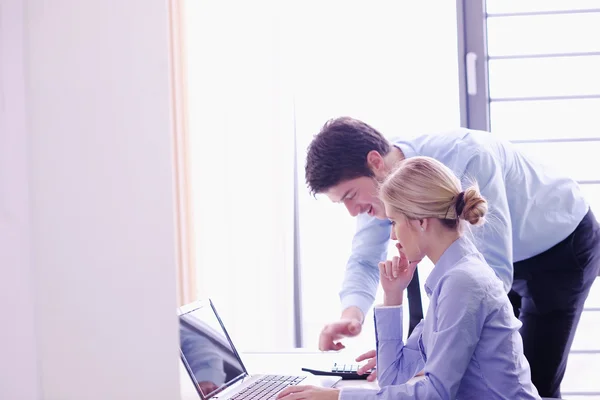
[179,299,248,399]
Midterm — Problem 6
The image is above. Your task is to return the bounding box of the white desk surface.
[180,349,380,400]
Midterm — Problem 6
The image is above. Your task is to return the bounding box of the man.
[307,117,600,398]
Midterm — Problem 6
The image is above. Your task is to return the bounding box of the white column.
[0,1,40,398]
[0,0,181,398]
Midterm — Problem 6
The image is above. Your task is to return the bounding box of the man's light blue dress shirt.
[340,236,541,400]
[341,129,589,316]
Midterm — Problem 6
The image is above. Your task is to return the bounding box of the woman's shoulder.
[438,254,501,297]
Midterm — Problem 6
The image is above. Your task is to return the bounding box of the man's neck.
[383,145,405,172]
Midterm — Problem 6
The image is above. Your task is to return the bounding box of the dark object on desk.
[302,363,375,380]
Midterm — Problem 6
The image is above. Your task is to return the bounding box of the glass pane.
[487,13,600,56]
[582,279,600,310]
[511,141,600,182]
[490,99,600,141]
[487,0,600,14]
[562,353,600,393]
[572,309,600,350]
[489,56,600,99]
[581,184,600,218]
[584,279,600,308]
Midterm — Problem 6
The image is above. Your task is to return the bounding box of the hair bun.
[459,185,487,226]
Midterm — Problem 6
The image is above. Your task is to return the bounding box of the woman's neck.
[426,227,461,265]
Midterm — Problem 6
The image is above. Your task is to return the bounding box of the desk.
[180,349,379,400]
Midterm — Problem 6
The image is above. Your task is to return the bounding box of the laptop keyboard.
[231,375,306,400]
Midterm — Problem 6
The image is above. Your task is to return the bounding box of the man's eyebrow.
[339,189,353,202]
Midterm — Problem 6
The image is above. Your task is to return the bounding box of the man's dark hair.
[305,117,391,195]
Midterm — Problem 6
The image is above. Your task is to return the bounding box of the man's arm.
[318,215,391,351]
[462,150,513,292]
[340,213,391,318]
[341,306,365,324]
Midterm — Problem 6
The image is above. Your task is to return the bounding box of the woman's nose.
[390,227,397,240]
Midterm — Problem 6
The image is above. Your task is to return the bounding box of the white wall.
[0,0,181,399]
[0,1,40,398]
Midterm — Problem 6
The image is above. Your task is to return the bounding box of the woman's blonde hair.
[380,156,487,228]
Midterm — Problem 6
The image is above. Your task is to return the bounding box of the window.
[290,0,461,351]
[458,1,600,397]
[178,0,462,353]
[180,0,296,352]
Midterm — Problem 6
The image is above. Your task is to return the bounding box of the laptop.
[178,299,341,400]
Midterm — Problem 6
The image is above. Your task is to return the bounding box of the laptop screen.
[179,300,247,399]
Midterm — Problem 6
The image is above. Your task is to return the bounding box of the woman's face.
[385,205,425,264]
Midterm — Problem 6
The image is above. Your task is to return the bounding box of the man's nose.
[344,200,360,217]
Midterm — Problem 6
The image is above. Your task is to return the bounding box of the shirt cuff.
[374,306,404,341]
[341,294,373,321]
[374,304,403,309]
[339,387,379,400]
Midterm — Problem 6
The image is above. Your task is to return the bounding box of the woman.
[277,157,541,399]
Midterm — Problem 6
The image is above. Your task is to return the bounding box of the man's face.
[325,176,387,219]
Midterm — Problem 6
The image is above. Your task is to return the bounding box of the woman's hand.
[276,386,340,400]
[378,245,418,305]
[355,349,377,382]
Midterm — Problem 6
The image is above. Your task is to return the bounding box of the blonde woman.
[278,157,541,400]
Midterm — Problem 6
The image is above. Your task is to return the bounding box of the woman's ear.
[419,218,429,232]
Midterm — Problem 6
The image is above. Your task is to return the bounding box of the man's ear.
[366,150,386,177]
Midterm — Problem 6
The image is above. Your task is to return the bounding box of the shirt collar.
[392,139,418,160]
[423,236,479,296]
